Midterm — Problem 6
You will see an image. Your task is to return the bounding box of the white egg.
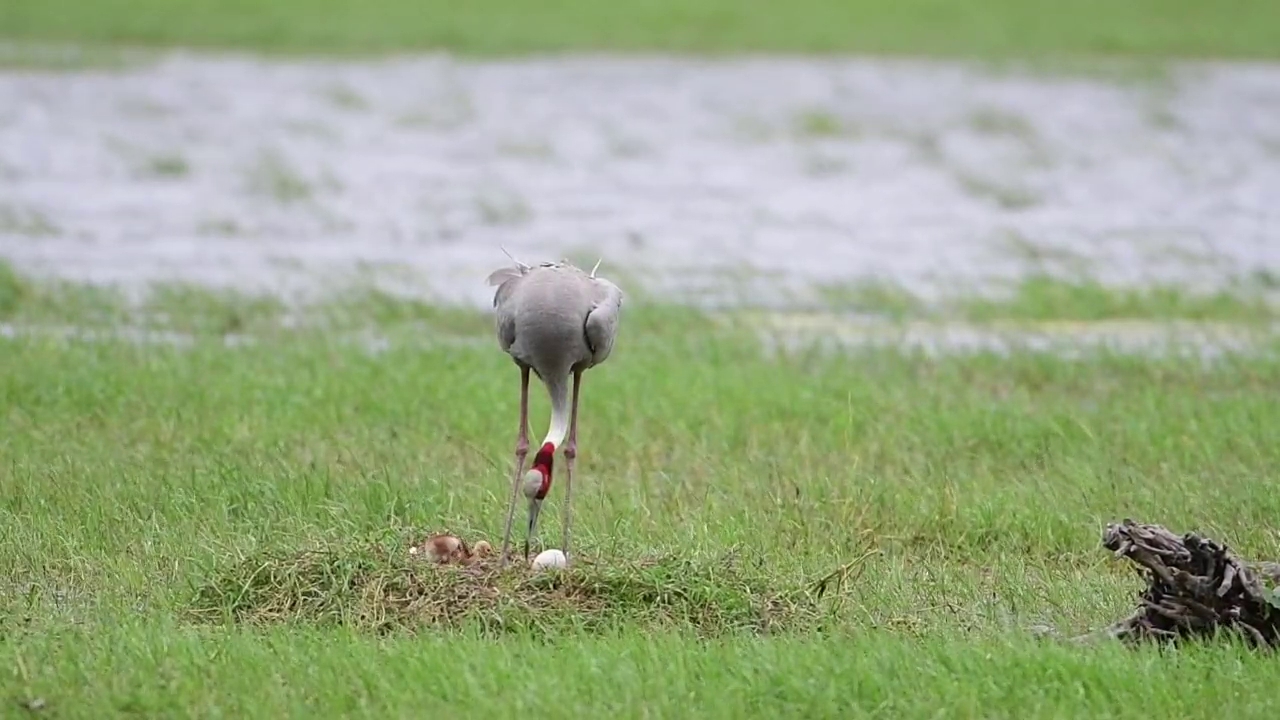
[531,548,568,571]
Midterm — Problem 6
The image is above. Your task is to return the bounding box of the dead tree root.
[1073,518,1280,649]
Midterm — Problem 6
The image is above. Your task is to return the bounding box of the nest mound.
[1086,519,1280,648]
[188,533,856,636]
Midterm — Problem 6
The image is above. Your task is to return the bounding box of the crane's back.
[495,264,598,373]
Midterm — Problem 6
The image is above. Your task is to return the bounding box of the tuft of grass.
[3,0,1279,59]
[245,150,314,204]
[0,203,60,237]
[792,108,855,139]
[323,83,367,110]
[1145,101,1183,132]
[195,217,243,236]
[967,106,1037,141]
[953,170,1042,210]
[141,152,191,178]
[604,132,650,159]
[905,130,945,164]
[0,260,25,315]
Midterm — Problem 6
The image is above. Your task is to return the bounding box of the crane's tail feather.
[499,245,531,271]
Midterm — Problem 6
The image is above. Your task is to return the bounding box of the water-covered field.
[3,51,1279,310]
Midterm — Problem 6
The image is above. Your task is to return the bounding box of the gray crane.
[487,252,624,567]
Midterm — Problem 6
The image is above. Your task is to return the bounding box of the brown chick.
[411,534,468,564]
[409,535,495,566]
[470,540,493,564]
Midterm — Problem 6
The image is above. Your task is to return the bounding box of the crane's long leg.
[499,365,531,567]
[561,368,583,564]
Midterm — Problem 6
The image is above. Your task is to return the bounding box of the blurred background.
[1,0,1279,325]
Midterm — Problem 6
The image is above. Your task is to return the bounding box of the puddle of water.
[1,50,1278,311]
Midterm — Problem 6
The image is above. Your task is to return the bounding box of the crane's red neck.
[531,442,555,499]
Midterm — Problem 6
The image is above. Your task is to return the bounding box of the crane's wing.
[583,279,624,367]
[494,297,517,354]
[488,265,526,353]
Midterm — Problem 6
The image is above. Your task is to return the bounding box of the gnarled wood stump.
[1081,519,1280,648]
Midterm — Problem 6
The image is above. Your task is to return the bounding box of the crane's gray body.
[488,260,623,380]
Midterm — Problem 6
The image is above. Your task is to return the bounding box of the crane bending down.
[487,253,624,567]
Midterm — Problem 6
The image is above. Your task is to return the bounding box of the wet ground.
[4,315,1273,359]
[2,49,1278,311]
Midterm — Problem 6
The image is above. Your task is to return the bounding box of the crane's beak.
[524,497,543,560]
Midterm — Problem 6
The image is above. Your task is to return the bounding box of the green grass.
[817,273,1280,324]
[3,0,1280,59]
[960,275,1280,324]
[0,263,492,337]
[6,627,1280,717]
[140,152,191,179]
[4,271,1280,716]
[0,41,157,70]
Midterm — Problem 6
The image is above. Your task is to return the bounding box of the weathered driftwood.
[1076,519,1280,648]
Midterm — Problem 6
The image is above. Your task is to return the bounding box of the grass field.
[5,0,1280,716]
[3,0,1280,59]
[3,268,1280,716]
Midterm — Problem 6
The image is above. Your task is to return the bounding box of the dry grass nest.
[187,532,873,636]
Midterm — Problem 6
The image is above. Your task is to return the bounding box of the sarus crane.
[487,253,624,567]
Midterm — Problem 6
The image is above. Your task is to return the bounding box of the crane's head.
[521,442,555,559]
